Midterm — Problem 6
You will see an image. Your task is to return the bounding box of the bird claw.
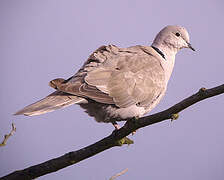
[131,130,136,136]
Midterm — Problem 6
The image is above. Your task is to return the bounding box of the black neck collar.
[152,46,166,60]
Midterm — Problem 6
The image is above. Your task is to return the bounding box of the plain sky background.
[0,0,224,179]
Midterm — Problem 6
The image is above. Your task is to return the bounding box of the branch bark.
[1,84,224,180]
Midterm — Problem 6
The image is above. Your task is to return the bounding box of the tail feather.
[14,91,87,116]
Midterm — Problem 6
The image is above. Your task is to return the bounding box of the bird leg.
[112,121,121,130]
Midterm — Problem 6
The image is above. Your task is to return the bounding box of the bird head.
[152,25,195,54]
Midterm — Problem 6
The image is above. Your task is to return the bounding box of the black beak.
[187,43,195,51]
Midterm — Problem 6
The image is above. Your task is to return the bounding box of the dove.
[15,25,195,129]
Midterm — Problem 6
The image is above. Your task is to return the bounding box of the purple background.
[1,0,224,179]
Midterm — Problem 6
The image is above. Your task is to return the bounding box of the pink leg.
[112,122,120,130]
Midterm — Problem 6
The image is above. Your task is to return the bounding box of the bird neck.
[151,41,178,59]
[151,42,177,84]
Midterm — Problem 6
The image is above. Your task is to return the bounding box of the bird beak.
[187,43,195,51]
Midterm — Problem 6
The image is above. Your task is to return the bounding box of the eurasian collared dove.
[15,25,195,128]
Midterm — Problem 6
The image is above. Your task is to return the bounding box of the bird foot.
[123,117,138,135]
[111,122,134,146]
[112,122,121,130]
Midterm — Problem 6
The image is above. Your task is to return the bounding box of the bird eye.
[175,32,180,37]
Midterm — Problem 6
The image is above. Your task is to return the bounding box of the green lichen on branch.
[114,137,134,146]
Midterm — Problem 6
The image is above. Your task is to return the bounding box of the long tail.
[14,91,86,116]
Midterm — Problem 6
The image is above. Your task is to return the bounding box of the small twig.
[109,168,128,180]
[0,123,16,147]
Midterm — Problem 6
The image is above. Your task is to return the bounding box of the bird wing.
[54,45,165,108]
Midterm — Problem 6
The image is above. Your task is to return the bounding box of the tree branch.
[1,84,224,180]
[0,123,16,147]
[109,168,128,180]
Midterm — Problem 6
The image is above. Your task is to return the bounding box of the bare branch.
[1,84,224,180]
[0,123,16,147]
[109,168,128,180]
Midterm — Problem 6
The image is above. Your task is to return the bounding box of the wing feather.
[52,45,165,108]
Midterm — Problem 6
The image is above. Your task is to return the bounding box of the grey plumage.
[14,91,87,116]
[15,25,194,124]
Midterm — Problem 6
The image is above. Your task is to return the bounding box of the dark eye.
[175,32,180,37]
